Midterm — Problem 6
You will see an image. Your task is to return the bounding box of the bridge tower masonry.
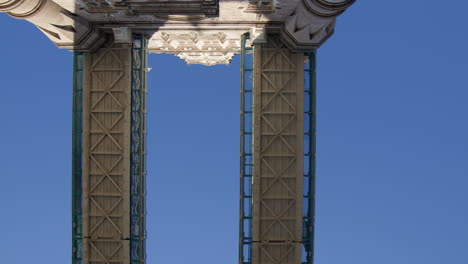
[0,1,355,264]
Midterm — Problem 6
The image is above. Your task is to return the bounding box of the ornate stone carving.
[176,51,236,66]
[1,0,355,63]
[149,30,242,66]
[0,0,104,51]
[280,0,355,51]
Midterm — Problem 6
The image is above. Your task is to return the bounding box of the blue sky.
[1,1,467,264]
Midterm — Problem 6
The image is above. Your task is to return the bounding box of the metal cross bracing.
[73,52,85,264]
[73,36,148,264]
[251,36,305,264]
[83,42,132,264]
[240,33,254,264]
[130,35,148,264]
[240,35,317,264]
[245,35,317,264]
[72,32,311,264]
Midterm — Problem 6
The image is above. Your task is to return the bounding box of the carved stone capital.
[0,0,105,51]
[1,0,356,63]
[307,0,355,16]
[0,0,45,17]
[280,0,355,51]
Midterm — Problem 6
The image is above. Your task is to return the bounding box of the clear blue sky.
[1,1,467,264]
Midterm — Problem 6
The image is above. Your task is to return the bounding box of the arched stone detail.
[1,0,356,62]
[0,0,105,51]
[280,0,355,51]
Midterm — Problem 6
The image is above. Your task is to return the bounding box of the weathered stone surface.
[0,0,105,51]
[1,0,354,65]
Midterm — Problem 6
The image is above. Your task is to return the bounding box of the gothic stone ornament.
[0,0,355,64]
[149,30,242,65]
[281,0,355,51]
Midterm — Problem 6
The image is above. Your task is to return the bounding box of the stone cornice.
[76,0,219,16]
[0,0,105,51]
[313,0,355,14]
[280,0,355,51]
[0,0,355,64]
[0,0,45,16]
[0,0,25,12]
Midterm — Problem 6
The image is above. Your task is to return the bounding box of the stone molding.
[0,0,104,51]
[149,29,243,65]
[77,0,218,16]
[280,0,355,51]
[0,0,355,64]
[244,0,276,13]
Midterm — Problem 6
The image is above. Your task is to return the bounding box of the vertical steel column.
[302,52,316,264]
[78,35,147,264]
[73,52,85,264]
[243,36,316,264]
[251,35,305,264]
[80,36,146,264]
[240,34,254,264]
[130,35,148,264]
[82,42,132,264]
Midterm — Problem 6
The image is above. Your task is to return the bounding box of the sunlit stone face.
[1,0,355,64]
[0,0,39,12]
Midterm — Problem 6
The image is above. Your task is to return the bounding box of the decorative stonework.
[77,0,218,16]
[0,0,355,64]
[149,30,242,65]
[245,0,276,13]
[280,0,355,51]
[0,0,104,51]
[176,52,236,66]
[307,0,355,17]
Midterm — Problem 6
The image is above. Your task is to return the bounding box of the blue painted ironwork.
[72,52,84,264]
[130,35,148,264]
[302,52,316,264]
[240,34,253,264]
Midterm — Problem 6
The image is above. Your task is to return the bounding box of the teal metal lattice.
[72,52,84,264]
[239,34,253,264]
[302,52,316,264]
[131,35,148,264]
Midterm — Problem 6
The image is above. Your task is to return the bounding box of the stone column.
[251,35,305,264]
[77,36,147,264]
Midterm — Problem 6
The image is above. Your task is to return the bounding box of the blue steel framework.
[72,52,84,264]
[130,35,148,264]
[302,52,316,264]
[73,34,310,264]
[239,36,317,264]
[72,36,148,264]
[240,34,254,264]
